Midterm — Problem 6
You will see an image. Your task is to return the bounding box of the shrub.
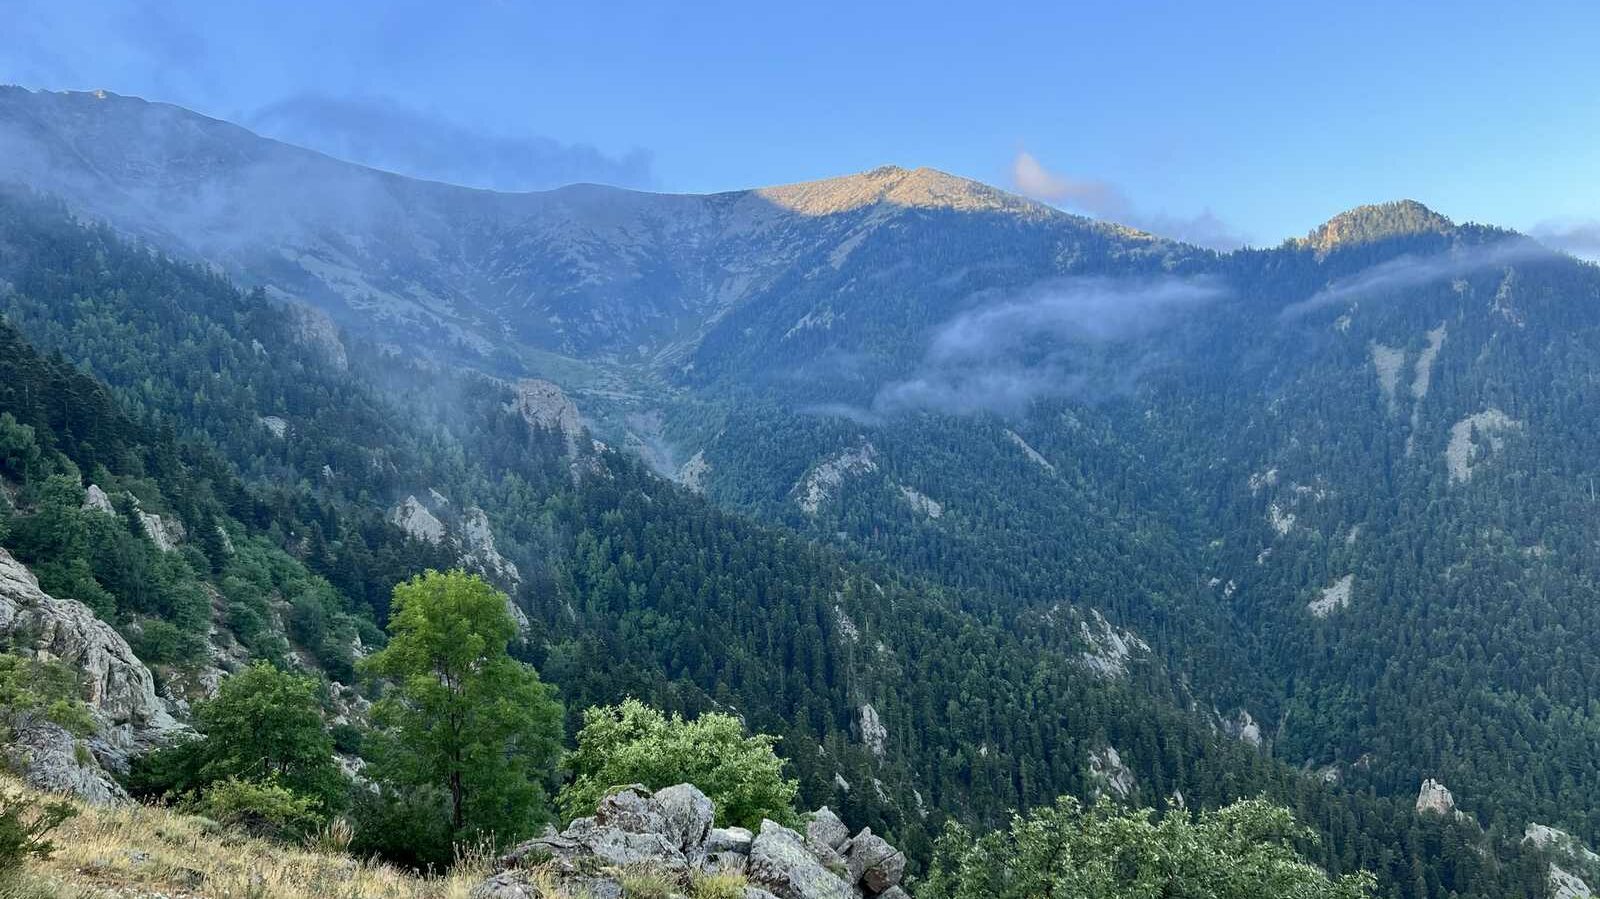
[921,795,1375,899]
[126,618,205,666]
[0,791,77,874]
[348,785,454,872]
[189,778,325,843]
[560,699,798,830]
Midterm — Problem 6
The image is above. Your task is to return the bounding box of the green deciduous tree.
[126,661,343,823]
[921,795,1376,899]
[193,662,343,806]
[559,698,799,830]
[363,570,562,844]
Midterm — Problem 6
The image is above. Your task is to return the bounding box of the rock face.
[1416,778,1456,816]
[1005,428,1056,473]
[0,547,181,797]
[136,508,186,552]
[896,484,943,519]
[390,495,447,544]
[3,717,129,804]
[1088,745,1136,800]
[1077,608,1150,678]
[858,703,887,757]
[1446,409,1521,483]
[1308,573,1354,618]
[462,506,521,587]
[82,483,115,515]
[513,379,584,455]
[485,785,905,899]
[795,444,878,516]
[286,301,349,371]
[1524,824,1600,899]
[678,449,710,492]
[1224,709,1263,748]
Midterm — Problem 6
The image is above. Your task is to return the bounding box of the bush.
[559,699,798,830]
[126,618,205,666]
[348,785,454,872]
[0,791,77,874]
[0,654,94,737]
[921,796,1375,899]
[330,722,364,755]
[189,778,325,843]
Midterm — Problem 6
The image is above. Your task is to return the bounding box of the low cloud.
[1280,238,1555,319]
[1009,150,1247,250]
[1530,218,1600,262]
[867,276,1225,417]
[249,94,654,192]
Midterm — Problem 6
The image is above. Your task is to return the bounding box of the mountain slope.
[0,87,1147,377]
[4,87,1599,897]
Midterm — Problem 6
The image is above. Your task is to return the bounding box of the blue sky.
[5,0,1599,250]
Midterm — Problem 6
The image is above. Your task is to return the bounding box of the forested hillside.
[0,189,1567,896]
[9,86,1600,898]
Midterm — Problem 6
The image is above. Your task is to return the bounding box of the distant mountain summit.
[1298,199,1455,253]
[754,164,1051,217]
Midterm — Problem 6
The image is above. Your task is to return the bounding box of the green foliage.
[125,618,205,667]
[560,699,798,830]
[128,662,342,816]
[187,777,326,843]
[921,796,1376,899]
[0,791,76,874]
[363,570,563,845]
[0,653,94,737]
[193,663,343,807]
[0,180,1577,898]
[347,785,455,872]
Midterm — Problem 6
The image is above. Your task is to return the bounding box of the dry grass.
[1,776,489,899]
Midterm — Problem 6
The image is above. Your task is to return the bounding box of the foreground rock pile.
[475,784,906,899]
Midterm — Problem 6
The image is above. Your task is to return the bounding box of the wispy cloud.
[249,94,654,192]
[1530,218,1600,262]
[865,276,1225,417]
[1009,150,1247,250]
[1280,238,1555,319]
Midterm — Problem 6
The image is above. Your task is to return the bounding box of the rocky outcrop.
[483,785,905,899]
[1088,745,1136,800]
[678,450,710,493]
[858,703,887,757]
[1223,709,1263,748]
[0,547,181,796]
[287,302,349,371]
[1077,608,1150,678]
[257,415,289,439]
[1005,428,1056,473]
[1446,409,1521,483]
[795,444,878,516]
[3,716,129,804]
[512,379,583,455]
[136,508,186,553]
[1524,823,1599,899]
[1308,574,1354,618]
[82,483,115,515]
[896,485,943,519]
[1416,778,1457,816]
[462,506,521,588]
[390,495,447,544]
